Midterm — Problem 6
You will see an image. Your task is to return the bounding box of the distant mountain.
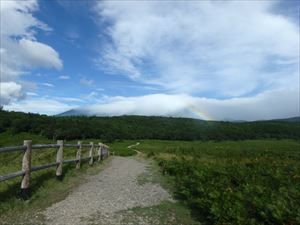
[57,109,122,117]
[57,109,89,116]
[57,108,204,119]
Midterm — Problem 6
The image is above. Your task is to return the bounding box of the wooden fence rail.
[0,140,109,199]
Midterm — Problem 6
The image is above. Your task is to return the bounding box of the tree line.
[0,110,299,142]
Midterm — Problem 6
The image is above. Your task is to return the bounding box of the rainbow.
[187,104,214,121]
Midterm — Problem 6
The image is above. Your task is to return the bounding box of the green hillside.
[0,110,299,143]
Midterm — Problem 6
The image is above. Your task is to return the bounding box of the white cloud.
[55,97,84,103]
[84,91,98,100]
[3,88,298,120]
[18,39,62,69]
[88,91,98,97]
[0,0,50,38]
[83,89,299,121]
[58,75,70,80]
[4,98,77,115]
[40,83,54,88]
[26,91,38,96]
[95,1,299,97]
[0,0,62,104]
[0,82,23,105]
[80,77,94,86]
[1,37,63,82]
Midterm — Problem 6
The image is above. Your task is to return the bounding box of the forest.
[0,109,299,143]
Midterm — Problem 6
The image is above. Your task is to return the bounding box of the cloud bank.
[5,88,299,120]
[5,98,76,115]
[72,88,298,121]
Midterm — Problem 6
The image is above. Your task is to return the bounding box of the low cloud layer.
[80,89,298,121]
[5,98,76,115]
[4,88,298,120]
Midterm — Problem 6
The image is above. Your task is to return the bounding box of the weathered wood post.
[21,140,32,200]
[76,141,82,169]
[56,140,64,180]
[89,142,94,165]
[98,143,102,161]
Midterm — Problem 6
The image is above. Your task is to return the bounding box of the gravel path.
[43,156,173,225]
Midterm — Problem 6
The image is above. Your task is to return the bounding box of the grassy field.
[1,133,300,224]
[130,139,300,225]
[109,140,138,156]
[0,132,109,217]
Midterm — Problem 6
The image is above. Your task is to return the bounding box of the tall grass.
[135,139,300,224]
[109,140,137,156]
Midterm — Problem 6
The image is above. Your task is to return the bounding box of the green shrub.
[159,158,300,224]
[144,140,300,224]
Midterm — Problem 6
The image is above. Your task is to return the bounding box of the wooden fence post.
[21,140,32,200]
[76,141,82,169]
[89,142,94,165]
[98,143,102,161]
[56,140,64,180]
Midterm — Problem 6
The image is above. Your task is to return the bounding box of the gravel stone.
[43,156,173,225]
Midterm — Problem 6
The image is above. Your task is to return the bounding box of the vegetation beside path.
[0,132,110,220]
[106,139,300,224]
[1,132,299,224]
[134,139,300,225]
[0,133,198,225]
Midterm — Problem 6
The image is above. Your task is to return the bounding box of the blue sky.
[26,0,166,99]
[1,0,299,120]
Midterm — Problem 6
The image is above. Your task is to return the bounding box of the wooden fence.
[0,140,110,199]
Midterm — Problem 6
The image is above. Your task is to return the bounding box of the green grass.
[0,131,52,147]
[109,140,137,156]
[2,133,300,224]
[128,139,300,225]
[0,131,109,219]
[135,139,300,159]
[117,201,202,225]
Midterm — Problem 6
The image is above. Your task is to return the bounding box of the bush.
[155,142,300,225]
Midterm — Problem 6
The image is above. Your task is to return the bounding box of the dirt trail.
[43,156,173,225]
[127,142,140,149]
